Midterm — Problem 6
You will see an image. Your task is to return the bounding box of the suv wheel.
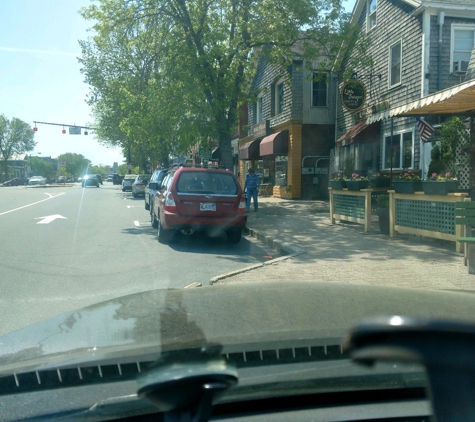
[227,227,242,244]
[157,220,170,244]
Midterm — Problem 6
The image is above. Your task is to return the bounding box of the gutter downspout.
[438,12,445,92]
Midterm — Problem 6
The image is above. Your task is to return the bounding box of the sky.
[0,0,357,167]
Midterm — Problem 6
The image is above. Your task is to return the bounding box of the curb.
[209,226,305,285]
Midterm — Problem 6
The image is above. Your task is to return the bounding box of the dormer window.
[255,97,263,123]
[367,0,377,31]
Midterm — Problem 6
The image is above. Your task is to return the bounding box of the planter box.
[422,181,459,195]
[345,180,369,191]
[393,180,423,194]
[369,178,390,188]
[329,180,346,190]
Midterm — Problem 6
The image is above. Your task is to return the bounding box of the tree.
[79,0,361,170]
[0,114,35,180]
[56,153,91,178]
[30,157,55,179]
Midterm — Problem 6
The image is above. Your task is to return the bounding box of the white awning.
[367,79,475,123]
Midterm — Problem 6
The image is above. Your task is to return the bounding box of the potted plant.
[422,172,459,195]
[375,194,389,235]
[393,171,423,194]
[345,173,369,191]
[329,172,346,190]
[369,172,390,188]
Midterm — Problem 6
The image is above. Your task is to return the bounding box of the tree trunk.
[470,118,475,200]
[219,134,233,171]
[2,160,8,182]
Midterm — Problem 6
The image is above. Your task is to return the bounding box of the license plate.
[200,203,216,211]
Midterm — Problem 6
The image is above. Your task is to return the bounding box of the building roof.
[0,153,28,162]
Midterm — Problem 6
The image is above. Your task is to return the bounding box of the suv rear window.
[176,171,237,195]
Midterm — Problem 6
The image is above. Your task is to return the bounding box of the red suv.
[150,167,247,244]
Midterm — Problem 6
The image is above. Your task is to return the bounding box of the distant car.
[57,176,67,184]
[81,174,100,188]
[107,174,114,182]
[28,176,46,186]
[132,175,149,198]
[144,168,169,211]
[112,174,123,185]
[150,167,247,244]
[3,177,28,186]
[122,174,137,192]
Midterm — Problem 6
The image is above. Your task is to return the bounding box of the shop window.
[312,73,328,107]
[275,156,288,186]
[275,81,284,115]
[451,25,475,74]
[367,0,377,31]
[255,97,263,124]
[389,41,402,87]
[384,131,413,170]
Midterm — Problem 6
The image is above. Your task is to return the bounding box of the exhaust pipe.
[180,228,195,235]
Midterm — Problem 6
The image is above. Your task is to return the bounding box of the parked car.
[150,167,247,244]
[3,177,29,186]
[132,175,149,198]
[107,174,114,182]
[28,176,46,185]
[113,173,123,185]
[144,168,169,211]
[122,174,137,192]
[81,174,100,187]
[57,176,67,184]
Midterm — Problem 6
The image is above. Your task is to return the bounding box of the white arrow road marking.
[0,193,65,217]
[35,214,68,224]
[134,221,140,227]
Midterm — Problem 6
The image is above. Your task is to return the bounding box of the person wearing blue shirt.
[244,168,260,212]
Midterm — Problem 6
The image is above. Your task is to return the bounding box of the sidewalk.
[214,197,475,291]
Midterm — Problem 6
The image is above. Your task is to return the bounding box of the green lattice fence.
[334,194,365,219]
[395,199,456,235]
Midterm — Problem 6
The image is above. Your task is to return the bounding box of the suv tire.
[157,220,170,244]
[227,227,242,244]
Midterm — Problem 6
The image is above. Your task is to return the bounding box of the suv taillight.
[164,192,177,211]
[238,196,246,213]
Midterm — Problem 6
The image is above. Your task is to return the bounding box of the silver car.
[132,175,149,198]
[122,174,137,192]
[28,176,46,185]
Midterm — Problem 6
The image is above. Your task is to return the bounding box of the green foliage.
[79,0,365,170]
[30,157,55,178]
[376,194,389,208]
[56,153,91,178]
[343,156,354,177]
[428,117,469,175]
[0,114,36,179]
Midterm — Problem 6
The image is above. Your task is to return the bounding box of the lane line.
[0,193,66,217]
[134,221,140,227]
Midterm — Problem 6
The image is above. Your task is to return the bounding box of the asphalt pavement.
[214,196,475,291]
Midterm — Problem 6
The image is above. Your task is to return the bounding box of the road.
[0,183,276,336]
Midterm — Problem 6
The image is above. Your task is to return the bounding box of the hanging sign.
[340,80,366,111]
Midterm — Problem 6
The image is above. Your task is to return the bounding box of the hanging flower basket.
[393,180,423,194]
[329,180,346,190]
[422,181,459,195]
[345,180,369,191]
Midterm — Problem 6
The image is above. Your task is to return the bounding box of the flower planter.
[393,180,423,194]
[369,178,390,188]
[422,181,459,195]
[329,180,346,190]
[376,207,390,235]
[345,180,369,191]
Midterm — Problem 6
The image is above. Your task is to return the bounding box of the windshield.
[1,0,475,420]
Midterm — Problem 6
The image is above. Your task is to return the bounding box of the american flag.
[416,117,435,143]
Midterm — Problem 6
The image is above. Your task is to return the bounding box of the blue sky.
[0,0,356,166]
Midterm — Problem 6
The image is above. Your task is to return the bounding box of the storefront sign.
[341,80,366,111]
[252,120,270,140]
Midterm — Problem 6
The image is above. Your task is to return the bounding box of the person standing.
[244,168,260,212]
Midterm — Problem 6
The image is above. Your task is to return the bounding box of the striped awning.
[367,79,475,123]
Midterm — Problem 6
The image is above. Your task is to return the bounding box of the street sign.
[60,161,66,167]
[199,147,211,159]
[127,163,133,170]
[69,126,81,135]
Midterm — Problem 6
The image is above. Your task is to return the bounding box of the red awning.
[260,130,289,156]
[238,139,261,160]
[336,120,380,147]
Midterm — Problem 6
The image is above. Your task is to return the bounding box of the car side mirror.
[149,182,159,190]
